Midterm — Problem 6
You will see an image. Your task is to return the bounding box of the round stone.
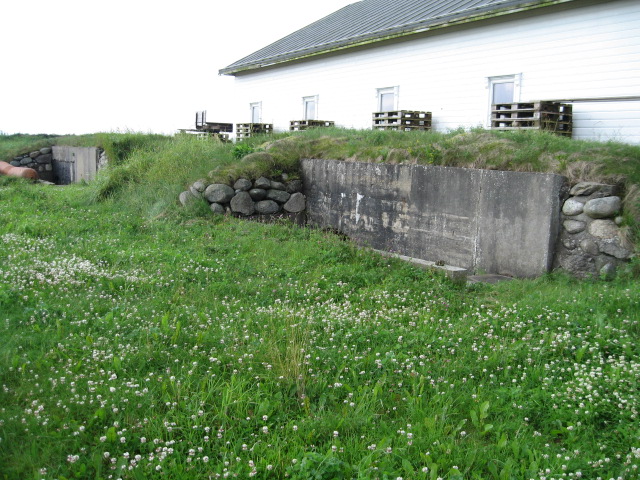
[588,219,618,239]
[270,180,286,190]
[562,198,584,216]
[234,178,252,191]
[266,189,291,203]
[563,220,585,234]
[579,239,599,256]
[179,190,197,206]
[255,200,280,214]
[248,188,267,201]
[284,192,306,213]
[192,179,208,192]
[204,184,235,204]
[583,196,621,219]
[210,202,225,215]
[254,177,272,189]
[230,191,255,215]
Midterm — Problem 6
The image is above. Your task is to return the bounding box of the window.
[487,74,521,125]
[377,86,399,112]
[250,102,262,123]
[303,95,318,120]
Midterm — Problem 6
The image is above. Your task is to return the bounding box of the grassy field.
[0,132,639,479]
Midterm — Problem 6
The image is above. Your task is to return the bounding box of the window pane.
[493,82,514,104]
[380,92,395,111]
[305,100,316,120]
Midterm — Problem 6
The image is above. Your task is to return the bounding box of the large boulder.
[562,198,584,216]
[255,200,280,214]
[588,219,618,239]
[583,196,621,219]
[210,203,225,215]
[249,188,267,201]
[234,178,252,191]
[179,190,198,206]
[284,192,306,213]
[266,189,291,204]
[204,184,234,204]
[36,154,52,164]
[230,191,255,215]
[254,176,272,189]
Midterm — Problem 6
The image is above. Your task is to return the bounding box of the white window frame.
[250,102,262,123]
[487,74,521,126]
[303,95,319,121]
[377,86,399,112]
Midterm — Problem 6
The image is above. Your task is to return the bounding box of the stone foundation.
[554,182,634,278]
[10,147,55,182]
[180,176,307,222]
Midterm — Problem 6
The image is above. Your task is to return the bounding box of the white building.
[220,0,640,144]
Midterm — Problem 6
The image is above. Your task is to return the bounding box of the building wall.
[230,0,640,144]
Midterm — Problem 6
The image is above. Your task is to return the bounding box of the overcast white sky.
[0,0,356,135]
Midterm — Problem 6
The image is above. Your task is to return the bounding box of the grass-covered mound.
[78,128,640,247]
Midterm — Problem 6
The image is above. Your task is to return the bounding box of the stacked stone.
[10,147,54,181]
[180,176,306,218]
[556,182,634,278]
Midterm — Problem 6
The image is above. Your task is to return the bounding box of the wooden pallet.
[372,110,432,131]
[198,122,233,133]
[290,120,335,131]
[491,102,572,136]
[374,125,432,132]
[236,123,274,139]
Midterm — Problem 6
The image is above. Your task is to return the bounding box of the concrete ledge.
[373,249,468,283]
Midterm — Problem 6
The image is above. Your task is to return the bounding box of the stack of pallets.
[236,123,274,140]
[491,102,572,136]
[372,110,432,131]
[289,120,335,131]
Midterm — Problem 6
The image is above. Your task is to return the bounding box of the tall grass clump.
[91,134,232,205]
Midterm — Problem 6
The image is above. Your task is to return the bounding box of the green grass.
[0,131,639,479]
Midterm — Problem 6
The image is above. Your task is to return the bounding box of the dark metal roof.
[220,0,576,75]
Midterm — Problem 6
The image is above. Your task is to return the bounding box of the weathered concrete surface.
[52,146,100,184]
[301,159,567,278]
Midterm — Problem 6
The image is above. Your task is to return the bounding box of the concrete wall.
[51,146,100,184]
[301,159,567,278]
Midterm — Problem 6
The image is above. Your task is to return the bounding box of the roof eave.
[219,0,576,76]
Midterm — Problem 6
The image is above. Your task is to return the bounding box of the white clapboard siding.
[230,0,640,144]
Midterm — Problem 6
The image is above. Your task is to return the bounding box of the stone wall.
[555,182,633,278]
[9,148,55,182]
[180,176,307,222]
[8,146,106,184]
